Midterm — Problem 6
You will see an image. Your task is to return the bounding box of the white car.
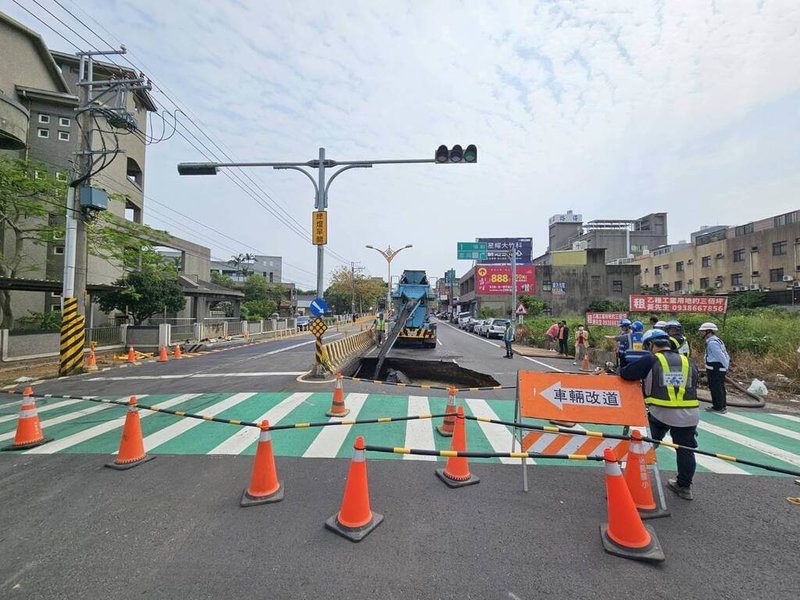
[474,319,489,336]
[457,313,472,329]
[485,318,510,339]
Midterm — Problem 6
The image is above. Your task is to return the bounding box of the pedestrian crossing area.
[1,392,799,477]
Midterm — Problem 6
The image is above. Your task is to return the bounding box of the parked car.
[457,312,472,329]
[474,319,489,336]
[465,317,479,332]
[485,318,510,339]
[295,316,312,331]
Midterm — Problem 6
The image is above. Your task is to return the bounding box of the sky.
[5,0,800,291]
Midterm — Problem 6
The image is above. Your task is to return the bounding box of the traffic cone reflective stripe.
[3,387,51,451]
[241,420,284,506]
[326,436,383,541]
[158,346,169,362]
[623,431,669,519]
[600,448,665,562]
[580,349,591,372]
[106,396,154,470]
[326,372,350,417]
[127,346,136,363]
[173,345,183,359]
[436,386,457,437]
[86,345,98,372]
[436,406,480,488]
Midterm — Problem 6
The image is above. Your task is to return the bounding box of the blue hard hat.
[632,320,643,332]
[642,329,671,349]
[620,319,632,327]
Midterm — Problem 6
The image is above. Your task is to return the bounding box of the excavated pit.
[348,357,500,389]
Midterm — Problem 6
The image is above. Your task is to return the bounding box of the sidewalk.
[511,344,573,359]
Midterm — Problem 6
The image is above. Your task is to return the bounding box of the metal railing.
[85,326,123,347]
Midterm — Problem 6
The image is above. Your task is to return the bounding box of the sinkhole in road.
[349,357,500,389]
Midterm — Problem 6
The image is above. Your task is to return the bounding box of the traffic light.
[435,144,477,164]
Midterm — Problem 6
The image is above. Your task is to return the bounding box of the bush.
[15,310,62,332]
[479,306,499,319]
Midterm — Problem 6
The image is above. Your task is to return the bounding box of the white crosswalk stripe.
[464,398,524,464]
[303,393,369,458]
[209,392,312,455]
[719,412,800,442]
[404,396,436,462]
[0,398,119,443]
[26,394,194,454]
[0,399,83,424]
[663,434,750,475]
[770,413,800,425]
[698,421,800,468]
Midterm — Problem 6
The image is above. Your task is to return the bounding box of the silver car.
[485,318,510,339]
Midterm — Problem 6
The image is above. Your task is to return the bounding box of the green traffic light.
[464,144,477,163]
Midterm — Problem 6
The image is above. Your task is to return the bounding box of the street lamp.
[366,244,413,317]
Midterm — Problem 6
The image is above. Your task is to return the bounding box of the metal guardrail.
[85,326,122,347]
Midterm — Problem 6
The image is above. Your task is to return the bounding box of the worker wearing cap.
[373,313,386,346]
[620,328,700,500]
[665,320,691,357]
[700,322,730,413]
[605,319,632,369]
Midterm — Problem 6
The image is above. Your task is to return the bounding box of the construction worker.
[620,329,700,501]
[373,313,386,346]
[648,316,659,330]
[624,320,649,364]
[654,320,667,330]
[665,320,690,356]
[699,322,730,413]
[605,318,632,369]
[503,320,515,359]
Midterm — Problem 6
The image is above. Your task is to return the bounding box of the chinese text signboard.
[457,242,488,261]
[476,237,533,264]
[629,295,728,314]
[586,312,628,326]
[312,211,327,245]
[475,265,535,295]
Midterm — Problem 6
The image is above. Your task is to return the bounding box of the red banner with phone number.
[475,265,535,294]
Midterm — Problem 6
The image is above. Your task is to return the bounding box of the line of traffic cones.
[326,372,350,417]
[105,396,155,470]
[600,447,665,562]
[241,420,284,506]
[623,430,669,520]
[436,386,457,437]
[436,405,479,488]
[1,387,52,451]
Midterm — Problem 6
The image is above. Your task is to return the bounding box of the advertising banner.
[476,237,533,264]
[475,265,535,294]
[629,295,728,314]
[585,312,629,326]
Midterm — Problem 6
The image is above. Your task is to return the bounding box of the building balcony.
[0,94,29,150]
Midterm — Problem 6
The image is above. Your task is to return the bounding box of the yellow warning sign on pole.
[313,210,327,245]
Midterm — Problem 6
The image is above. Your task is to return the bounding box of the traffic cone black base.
[104,454,156,470]
[435,468,480,488]
[325,511,384,542]
[600,523,665,563]
[326,407,350,417]
[639,505,671,520]
[240,482,284,507]
[436,424,453,437]
[2,436,52,452]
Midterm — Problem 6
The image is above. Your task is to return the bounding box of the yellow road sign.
[309,317,328,337]
[313,211,327,245]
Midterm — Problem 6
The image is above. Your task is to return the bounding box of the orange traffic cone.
[2,387,51,450]
[105,396,155,470]
[623,430,669,520]
[127,346,136,364]
[326,372,350,417]
[158,346,169,362]
[326,436,383,542]
[600,447,665,562]
[241,420,284,506]
[436,386,457,437]
[580,349,592,372]
[173,344,183,359]
[86,344,98,372]
[436,405,480,488]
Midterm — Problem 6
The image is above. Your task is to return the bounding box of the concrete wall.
[125,326,159,350]
[0,20,63,95]
[5,330,60,358]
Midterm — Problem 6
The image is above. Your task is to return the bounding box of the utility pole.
[350,261,364,316]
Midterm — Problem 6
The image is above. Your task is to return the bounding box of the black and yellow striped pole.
[59,297,85,375]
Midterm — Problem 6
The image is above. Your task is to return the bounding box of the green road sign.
[457,242,488,260]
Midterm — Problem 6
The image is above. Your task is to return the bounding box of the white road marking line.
[442,322,501,347]
[436,338,443,346]
[190,372,305,378]
[663,434,750,475]
[0,399,83,424]
[208,392,312,455]
[697,421,800,468]
[24,394,195,454]
[86,375,187,381]
[0,399,22,410]
[771,413,800,425]
[403,396,436,462]
[521,355,564,373]
[142,393,257,451]
[719,412,800,442]
[464,398,524,464]
[0,399,116,442]
[303,393,369,458]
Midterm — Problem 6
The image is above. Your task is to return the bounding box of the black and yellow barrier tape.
[342,375,514,392]
[363,444,604,461]
[464,414,800,478]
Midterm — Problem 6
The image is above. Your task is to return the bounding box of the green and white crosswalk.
[1,392,799,477]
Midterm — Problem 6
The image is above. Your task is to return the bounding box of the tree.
[229,253,255,278]
[324,265,387,314]
[98,269,185,325]
[518,295,546,317]
[211,271,235,288]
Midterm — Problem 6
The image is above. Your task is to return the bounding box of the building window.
[37,128,49,139]
[735,223,754,236]
[58,131,70,141]
[51,291,61,298]
[126,157,143,187]
[769,268,784,282]
[591,275,601,286]
[700,277,710,289]
[38,114,50,124]
[675,261,684,272]
[54,246,64,255]
[55,171,67,181]
[731,273,743,286]
[542,280,552,292]
[733,249,745,262]
[51,305,61,313]
[773,241,787,256]
[674,280,683,292]
[59,116,71,127]
[269,272,274,283]
[654,266,661,276]
[702,256,711,267]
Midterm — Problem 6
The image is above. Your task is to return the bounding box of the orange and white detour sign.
[517,371,648,426]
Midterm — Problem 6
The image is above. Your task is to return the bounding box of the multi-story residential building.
[635,210,800,294]
[210,255,283,284]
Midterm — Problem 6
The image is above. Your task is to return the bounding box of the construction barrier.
[321,330,374,372]
[58,297,84,376]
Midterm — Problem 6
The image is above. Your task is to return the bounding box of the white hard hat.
[699,322,718,332]
[654,321,667,329]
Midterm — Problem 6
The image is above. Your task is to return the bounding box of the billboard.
[586,312,629,326]
[476,237,533,264]
[475,265,535,295]
[629,295,728,314]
